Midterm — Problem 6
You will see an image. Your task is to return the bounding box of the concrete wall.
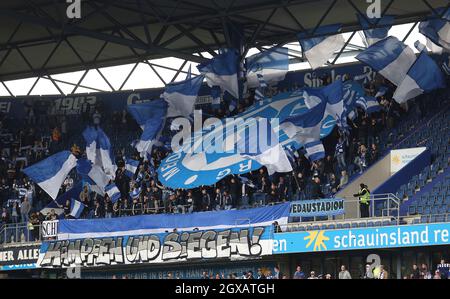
[336,153,392,219]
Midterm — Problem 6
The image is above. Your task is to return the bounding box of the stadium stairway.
[336,96,450,219]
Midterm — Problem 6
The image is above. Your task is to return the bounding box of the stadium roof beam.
[0,8,208,64]
[0,0,447,83]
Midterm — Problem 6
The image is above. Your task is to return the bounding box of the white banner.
[390,147,426,174]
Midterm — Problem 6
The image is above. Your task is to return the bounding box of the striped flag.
[70,199,85,219]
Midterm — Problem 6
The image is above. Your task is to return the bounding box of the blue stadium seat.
[420,216,429,223]
[342,223,350,229]
[374,221,382,226]
[408,206,416,215]
[358,222,367,228]
[412,218,420,224]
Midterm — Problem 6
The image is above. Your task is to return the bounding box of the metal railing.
[0,222,43,246]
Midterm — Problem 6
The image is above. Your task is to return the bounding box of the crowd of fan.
[0,72,432,236]
[107,260,450,279]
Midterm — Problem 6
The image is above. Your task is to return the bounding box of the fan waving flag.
[246,46,289,88]
[356,36,416,86]
[297,24,345,70]
[357,14,394,46]
[70,199,85,219]
[393,51,446,103]
[163,66,204,118]
[23,151,77,200]
[197,49,239,99]
[105,183,121,203]
[419,7,450,51]
[124,158,140,178]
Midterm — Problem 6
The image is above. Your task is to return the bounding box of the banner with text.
[289,198,345,217]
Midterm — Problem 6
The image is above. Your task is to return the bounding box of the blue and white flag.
[197,49,239,99]
[70,199,85,219]
[127,99,168,155]
[280,92,327,162]
[127,99,168,130]
[76,158,110,191]
[130,187,141,199]
[23,151,77,199]
[298,24,345,70]
[356,96,381,114]
[211,86,222,109]
[419,7,450,51]
[105,183,121,203]
[96,128,116,178]
[393,51,446,103]
[237,119,292,175]
[246,46,289,87]
[124,158,139,178]
[357,14,394,46]
[356,36,416,86]
[82,126,98,164]
[163,66,204,118]
[40,182,83,216]
[375,85,389,98]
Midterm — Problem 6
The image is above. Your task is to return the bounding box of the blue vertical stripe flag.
[96,127,116,178]
[246,46,289,87]
[419,7,450,51]
[357,14,394,46]
[70,199,85,218]
[124,158,140,178]
[105,183,121,203]
[23,151,77,199]
[82,126,98,164]
[197,49,239,99]
[297,24,345,70]
[163,66,204,118]
[393,50,446,103]
[356,36,416,86]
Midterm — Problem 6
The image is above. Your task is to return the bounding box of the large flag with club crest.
[158,83,344,189]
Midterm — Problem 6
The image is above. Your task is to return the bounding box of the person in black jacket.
[311,177,324,199]
[201,188,210,211]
